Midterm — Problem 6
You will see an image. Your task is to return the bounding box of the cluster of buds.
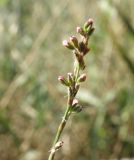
[58,18,94,110]
[62,18,95,70]
[58,73,87,97]
[59,18,94,97]
[58,73,86,85]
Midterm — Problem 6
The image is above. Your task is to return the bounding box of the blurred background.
[0,0,134,160]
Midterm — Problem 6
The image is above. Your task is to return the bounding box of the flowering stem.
[48,18,94,160]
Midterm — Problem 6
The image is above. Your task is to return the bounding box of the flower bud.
[58,76,70,87]
[72,100,83,113]
[84,18,93,29]
[76,27,85,36]
[72,99,79,106]
[70,36,78,48]
[62,40,74,50]
[87,27,95,36]
[77,73,87,82]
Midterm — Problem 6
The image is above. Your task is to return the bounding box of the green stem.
[74,60,80,81]
[48,91,73,160]
[53,96,73,145]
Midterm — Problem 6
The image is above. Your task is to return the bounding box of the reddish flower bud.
[70,36,78,48]
[84,18,93,29]
[77,73,87,82]
[76,26,85,36]
[72,99,79,106]
[72,99,83,113]
[62,40,74,50]
[58,76,70,86]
